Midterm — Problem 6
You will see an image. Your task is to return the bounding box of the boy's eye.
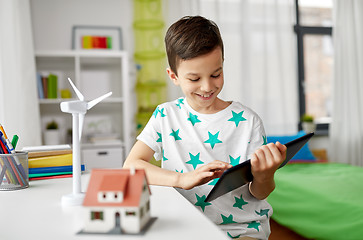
[189,78,200,82]
[211,74,221,78]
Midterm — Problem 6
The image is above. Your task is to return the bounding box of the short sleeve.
[246,116,266,160]
[136,107,163,161]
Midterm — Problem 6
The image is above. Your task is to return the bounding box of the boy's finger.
[276,141,287,152]
[267,144,284,164]
[205,162,231,172]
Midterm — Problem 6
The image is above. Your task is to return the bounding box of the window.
[126,211,136,216]
[91,211,104,220]
[146,200,150,212]
[140,207,144,218]
[295,0,333,134]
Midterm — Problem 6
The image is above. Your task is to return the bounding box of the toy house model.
[82,168,152,234]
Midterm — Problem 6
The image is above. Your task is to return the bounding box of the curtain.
[0,0,41,149]
[329,0,363,166]
[165,0,298,135]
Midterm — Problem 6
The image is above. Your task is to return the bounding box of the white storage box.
[82,147,124,171]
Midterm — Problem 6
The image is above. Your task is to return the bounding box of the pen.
[0,161,7,185]
[0,124,8,139]
[11,135,19,149]
[0,157,9,186]
[0,133,8,154]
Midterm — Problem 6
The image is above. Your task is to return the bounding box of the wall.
[30,0,134,51]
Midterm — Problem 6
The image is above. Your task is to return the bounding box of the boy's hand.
[251,142,287,183]
[249,142,287,199]
[178,160,232,190]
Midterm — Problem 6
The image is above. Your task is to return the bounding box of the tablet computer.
[205,132,314,202]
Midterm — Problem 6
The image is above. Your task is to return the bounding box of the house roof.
[83,168,150,207]
[99,174,128,192]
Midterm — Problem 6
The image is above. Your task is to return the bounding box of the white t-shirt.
[137,98,272,239]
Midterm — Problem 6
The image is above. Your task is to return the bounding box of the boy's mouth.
[196,92,214,100]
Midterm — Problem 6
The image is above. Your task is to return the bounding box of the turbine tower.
[60,78,112,206]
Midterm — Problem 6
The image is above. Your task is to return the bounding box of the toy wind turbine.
[60,78,112,206]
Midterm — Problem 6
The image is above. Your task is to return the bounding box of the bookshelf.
[35,50,134,169]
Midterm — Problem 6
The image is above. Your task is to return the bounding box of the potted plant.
[301,114,316,133]
[44,120,61,145]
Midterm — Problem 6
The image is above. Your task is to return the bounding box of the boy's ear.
[166,68,179,86]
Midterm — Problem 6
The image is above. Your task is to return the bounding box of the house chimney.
[130,166,135,175]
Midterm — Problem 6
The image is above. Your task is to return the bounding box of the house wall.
[120,207,140,233]
[83,206,148,233]
[83,207,116,233]
[139,180,152,229]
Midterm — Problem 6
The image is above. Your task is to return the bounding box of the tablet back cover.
[205,132,314,202]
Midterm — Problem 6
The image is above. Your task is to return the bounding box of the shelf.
[35,50,133,169]
[35,50,128,58]
[39,97,124,104]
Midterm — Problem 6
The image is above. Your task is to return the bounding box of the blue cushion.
[267,131,316,162]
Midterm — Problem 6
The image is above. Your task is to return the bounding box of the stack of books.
[36,73,58,99]
[82,36,112,49]
[22,145,84,181]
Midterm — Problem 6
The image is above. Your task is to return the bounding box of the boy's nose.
[200,79,213,92]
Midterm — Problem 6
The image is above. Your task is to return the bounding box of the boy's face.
[167,47,224,114]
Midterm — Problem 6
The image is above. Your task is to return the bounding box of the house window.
[91,211,104,220]
[146,200,150,212]
[140,207,144,218]
[126,211,136,216]
[295,0,333,134]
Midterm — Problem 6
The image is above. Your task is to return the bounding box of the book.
[29,171,72,178]
[28,149,72,158]
[47,74,58,99]
[29,174,73,181]
[82,36,92,49]
[36,73,44,99]
[41,75,48,98]
[22,144,71,152]
[28,154,72,168]
[29,165,85,174]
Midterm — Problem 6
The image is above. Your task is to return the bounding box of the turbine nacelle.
[60,101,87,114]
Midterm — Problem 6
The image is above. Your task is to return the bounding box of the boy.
[124,16,286,239]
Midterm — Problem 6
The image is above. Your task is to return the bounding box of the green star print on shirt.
[187,112,201,126]
[233,194,248,210]
[228,110,246,127]
[186,152,204,169]
[194,194,211,212]
[170,129,182,141]
[204,131,222,149]
[247,221,260,231]
[220,214,237,224]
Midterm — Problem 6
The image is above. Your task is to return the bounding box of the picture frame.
[72,26,122,51]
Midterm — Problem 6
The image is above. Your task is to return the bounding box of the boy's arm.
[123,140,181,187]
[123,140,231,189]
[249,142,287,200]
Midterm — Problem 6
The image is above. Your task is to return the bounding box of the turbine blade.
[68,78,84,101]
[87,92,112,110]
[79,114,85,141]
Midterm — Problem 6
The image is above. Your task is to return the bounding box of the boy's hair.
[165,16,224,75]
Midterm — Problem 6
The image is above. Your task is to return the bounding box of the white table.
[0,174,229,240]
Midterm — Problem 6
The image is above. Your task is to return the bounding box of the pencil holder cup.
[0,151,29,190]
